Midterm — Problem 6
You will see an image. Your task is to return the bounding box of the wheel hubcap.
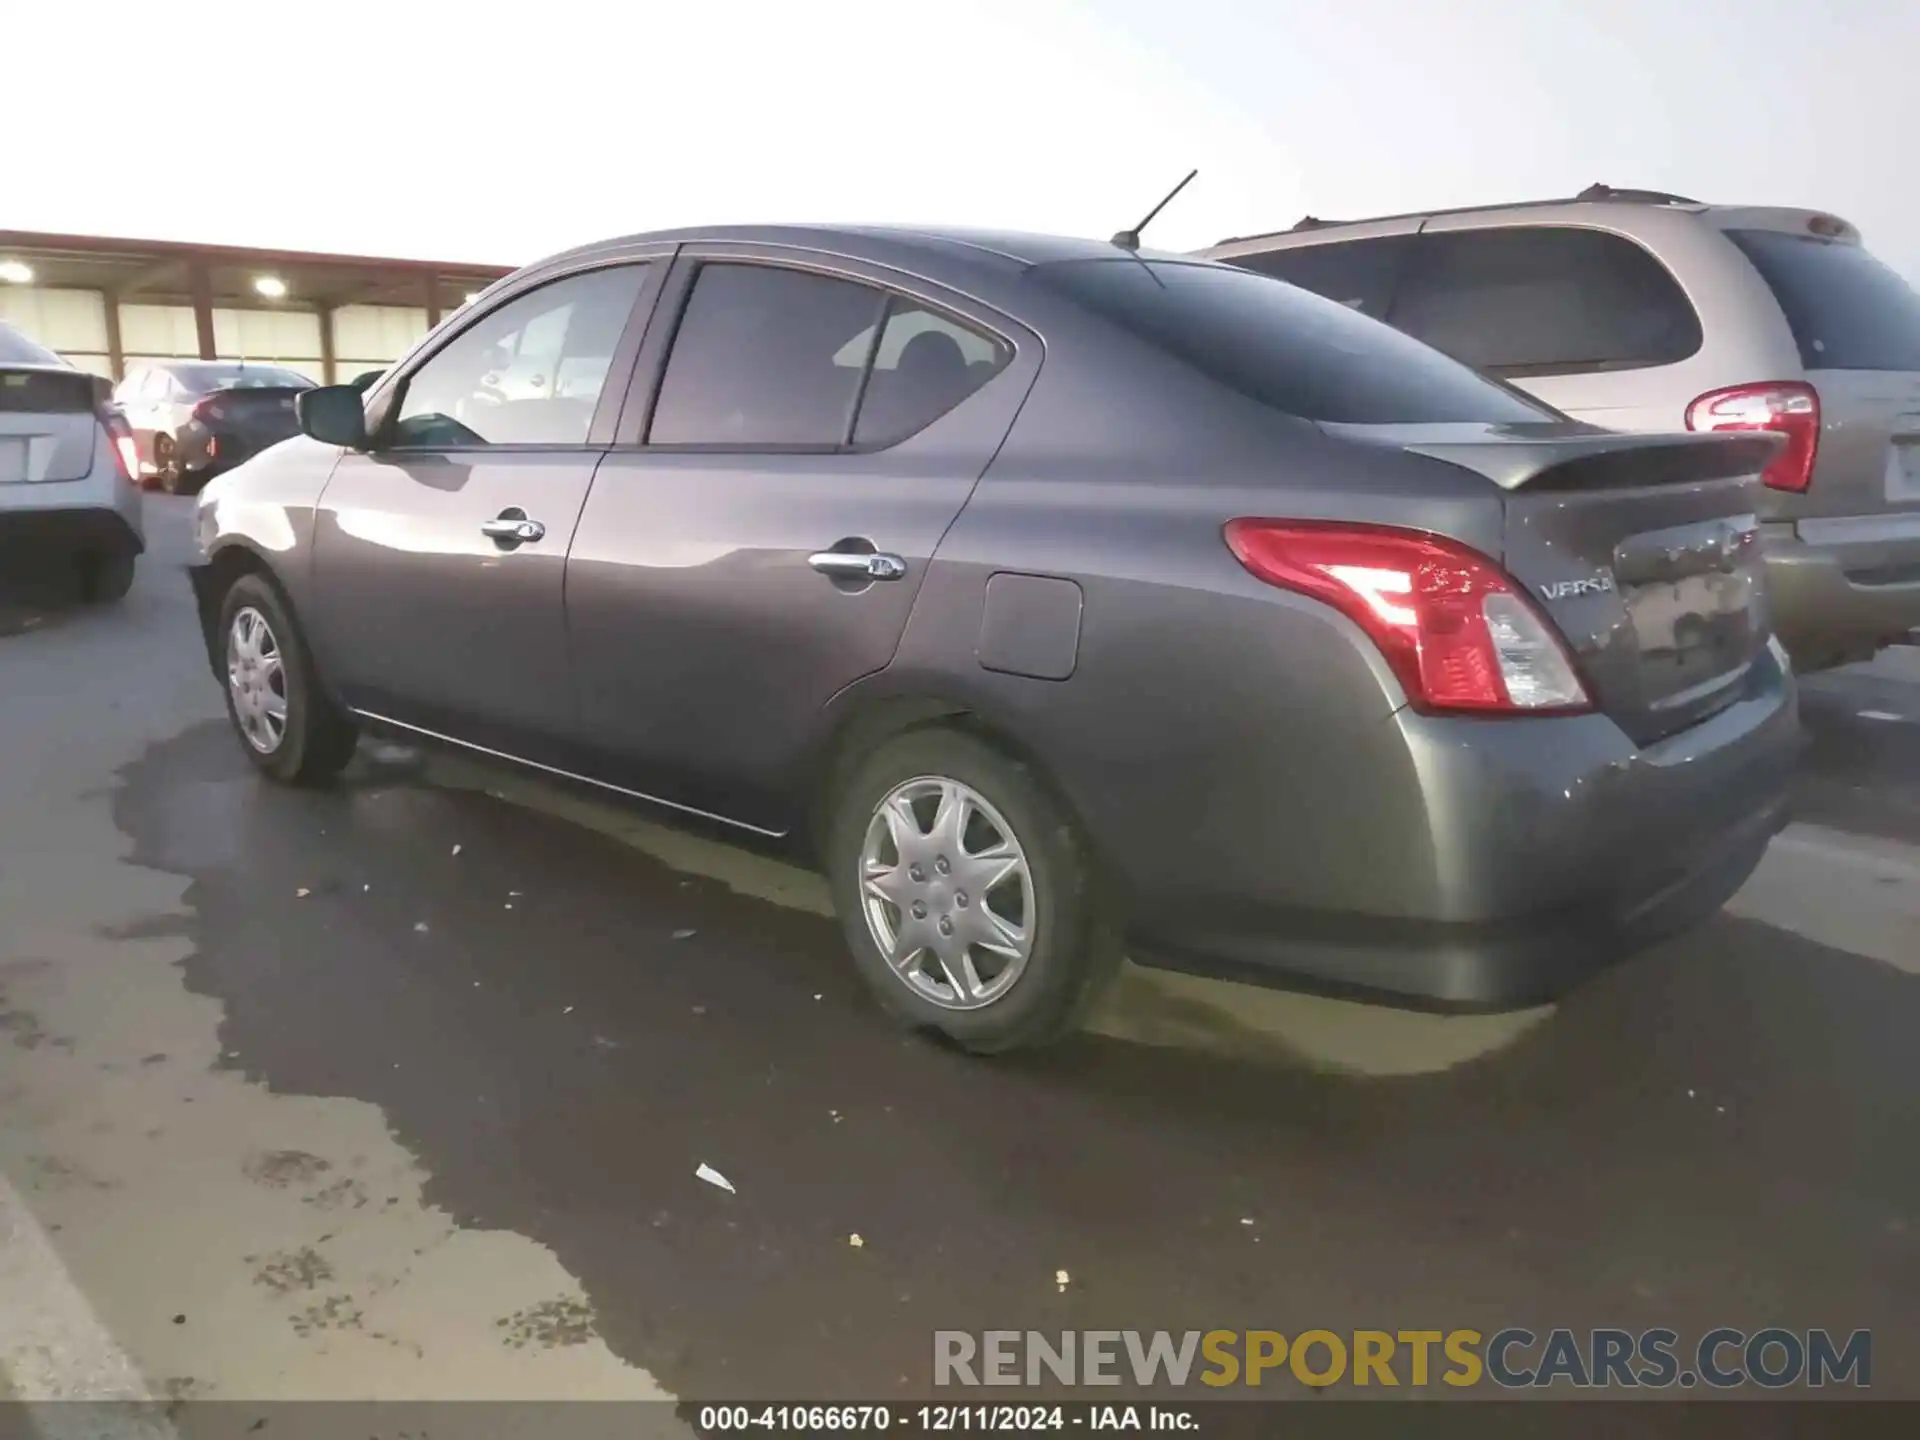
[226,606,289,754]
[859,776,1034,1011]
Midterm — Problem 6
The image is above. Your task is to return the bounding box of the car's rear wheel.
[217,573,358,786]
[827,727,1121,1054]
[78,549,136,604]
[154,434,184,494]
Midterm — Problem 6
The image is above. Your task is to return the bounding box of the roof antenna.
[1111,169,1198,252]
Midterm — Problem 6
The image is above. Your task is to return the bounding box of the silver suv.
[1202,185,1920,671]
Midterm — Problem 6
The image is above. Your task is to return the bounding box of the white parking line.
[1858,709,1910,722]
[1727,823,1920,974]
[0,1172,177,1437]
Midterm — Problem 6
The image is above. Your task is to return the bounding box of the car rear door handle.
[809,550,907,581]
[481,514,545,543]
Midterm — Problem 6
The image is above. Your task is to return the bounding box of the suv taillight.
[1223,520,1591,715]
[98,406,139,482]
[1685,382,1820,493]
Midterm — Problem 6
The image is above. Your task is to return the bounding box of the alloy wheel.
[858,775,1035,1010]
[226,606,289,754]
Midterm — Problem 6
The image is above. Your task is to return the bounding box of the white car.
[0,322,145,602]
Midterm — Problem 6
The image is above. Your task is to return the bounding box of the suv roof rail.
[1575,182,1700,205]
[1214,185,1706,248]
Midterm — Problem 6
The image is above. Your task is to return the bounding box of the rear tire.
[78,549,136,604]
[216,573,358,786]
[827,727,1121,1055]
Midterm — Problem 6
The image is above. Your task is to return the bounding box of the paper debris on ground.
[849,1234,864,1248]
[673,928,697,939]
[452,844,462,855]
[414,921,430,932]
[295,887,311,898]
[1055,1269,1070,1292]
[695,1163,736,1194]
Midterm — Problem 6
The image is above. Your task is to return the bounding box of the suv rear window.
[1224,235,1413,320]
[1725,229,1920,373]
[1033,259,1550,426]
[1387,226,1702,377]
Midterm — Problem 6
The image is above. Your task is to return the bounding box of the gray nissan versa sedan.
[186,225,1800,1053]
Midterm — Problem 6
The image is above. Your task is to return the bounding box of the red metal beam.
[0,228,513,282]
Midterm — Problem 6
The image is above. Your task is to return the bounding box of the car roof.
[526,223,1199,279]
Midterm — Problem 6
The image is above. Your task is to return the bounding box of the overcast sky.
[15,0,1919,279]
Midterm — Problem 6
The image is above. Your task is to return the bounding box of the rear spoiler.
[1323,423,1785,493]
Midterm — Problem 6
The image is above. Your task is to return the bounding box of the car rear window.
[0,367,95,413]
[1033,258,1551,426]
[178,363,313,392]
[1385,226,1702,377]
[1725,229,1920,373]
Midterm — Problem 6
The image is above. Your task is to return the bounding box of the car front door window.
[389,266,650,449]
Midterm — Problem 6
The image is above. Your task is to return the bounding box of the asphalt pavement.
[2,494,1917,1408]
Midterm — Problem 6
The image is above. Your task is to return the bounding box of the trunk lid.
[199,386,307,445]
[1327,421,1782,744]
[0,365,101,484]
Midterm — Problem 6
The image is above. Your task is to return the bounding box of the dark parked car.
[187,225,1799,1053]
[114,359,313,494]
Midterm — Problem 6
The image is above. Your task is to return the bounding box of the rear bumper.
[1764,520,1920,668]
[0,502,144,563]
[1127,655,1800,1011]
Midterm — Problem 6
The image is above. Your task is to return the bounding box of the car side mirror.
[296,385,370,449]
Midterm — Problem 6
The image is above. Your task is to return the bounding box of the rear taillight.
[1223,519,1591,716]
[1685,381,1820,493]
[98,407,139,482]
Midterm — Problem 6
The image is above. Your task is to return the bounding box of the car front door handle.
[808,550,908,581]
[481,515,545,543]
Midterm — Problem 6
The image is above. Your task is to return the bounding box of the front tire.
[217,573,358,786]
[827,727,1121,1054]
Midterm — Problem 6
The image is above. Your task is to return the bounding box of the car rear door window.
[1224,236,1413,320]
[389,264,650,448]
[845,301,1010,446]
[1724,229,1920,373]
[1389,226,1702,376]
[649,263,888,447]
[1033,257,1550,425]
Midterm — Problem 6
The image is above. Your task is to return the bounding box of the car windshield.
[1031,258,1554,426]
[178,363,313,392]
[1725,229,1920,373]
[0,322,65,366]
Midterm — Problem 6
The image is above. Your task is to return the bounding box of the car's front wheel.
[828,727,1121,1054]
[217,573,358,785]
